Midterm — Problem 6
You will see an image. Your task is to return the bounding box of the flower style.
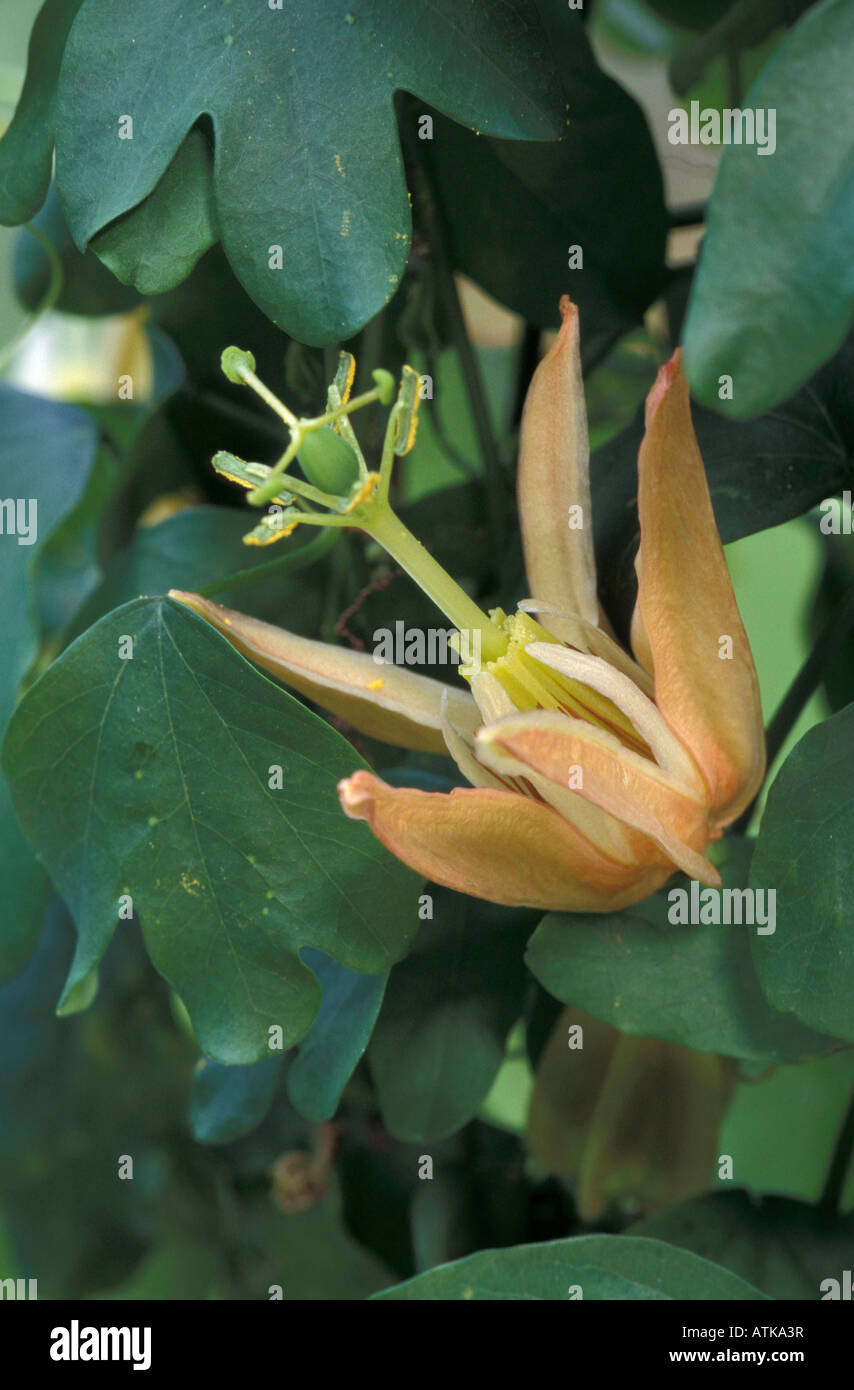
[171,296,765,912]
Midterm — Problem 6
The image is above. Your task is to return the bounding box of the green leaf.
[526,839,836,1063]
[634,1190,854,1300]
[0,383,100,983]
[750,705,854,1043]
[424,10,666,344]
[147,245,299,388]
[592,330,854,632]
[683,0,854,416]
[372,1234,769,1299]
[287,949,387,1122]
[368,888,535,1141]
[189,1055,281,1145]
[0,385,100,718]
[2,597,421,1063]
[90,128,217,295]
[67,505,328,642]
[36,0,565,342]
[0,0,84,225]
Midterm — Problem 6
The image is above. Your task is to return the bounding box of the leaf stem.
[405,110,506,546]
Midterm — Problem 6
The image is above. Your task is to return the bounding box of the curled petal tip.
[558,293,578,324]
[168,589,221,620]
[645,349,684,427]
[338,770,372,819]
[553,295,580,355]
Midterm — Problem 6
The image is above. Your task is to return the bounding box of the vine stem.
[820,1086,854,1214]
[403,104,507,548]
[731,577,854,834]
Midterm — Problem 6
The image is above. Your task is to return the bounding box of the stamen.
[483,612,652,758]
[344,472,381,513]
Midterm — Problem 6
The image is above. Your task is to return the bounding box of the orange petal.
[524,642,705,794]
[338,771,671,912]
[631,353,765,822]
[448,686,650,868]
[477,710,719,886]
[518,296,599,629]
[168,591,479,755]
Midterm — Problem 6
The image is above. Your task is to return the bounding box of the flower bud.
[527,1005,736,1221]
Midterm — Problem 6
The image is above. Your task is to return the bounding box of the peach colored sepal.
[337,770,671,912]
[630,353,765,823]
[517,296,599,630]
[477,710,720,886]
[168,590,479,756]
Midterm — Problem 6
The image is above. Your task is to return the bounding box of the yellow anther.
[482,611,650,757]
[339,352,356,406]
[344,471,381,513]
